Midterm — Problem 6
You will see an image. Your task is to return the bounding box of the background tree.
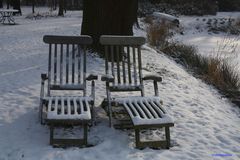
[32,0,35,13]
[81,0,138,50]
[0,0,3,8]
[58,0,64,16]
[12,0,22,15]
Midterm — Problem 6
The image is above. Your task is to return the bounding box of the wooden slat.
[54,97,58,115]
[132,46,137,85]
[104,46,109,74]
[48,44,52,96]
[48,97,53,112]
[78,45,81,84]
[54,44,57,84]
[116,45,121,84]
[128,102,140,118]
[66,44,69,83]
[61,97,64,115]
[67,98,71,115]
[137,46,143,85]
[100,35,145,46]
[50,84,84,90]
[73,98,78,115]
[136,100,153,119]
[79,98,84,114]
[83,45,87,96]
[43,35,93,45]
[132,101,147,119]
[72,44,75,84]
[148,100,164,118]
[123,103,135,118]
[110,45,115,84]
[127,46,132,84]
[60,44,63,84]
[122,46,126,83]
[140,100,158,118]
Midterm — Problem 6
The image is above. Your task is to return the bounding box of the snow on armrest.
[143,75,162,82]
[101,74,114,82]
[86,74,98,81]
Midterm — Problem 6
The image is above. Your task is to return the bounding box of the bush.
[147,21,240,105]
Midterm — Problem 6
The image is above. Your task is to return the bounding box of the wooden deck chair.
[100,35,174,149]
[39,35,97,147]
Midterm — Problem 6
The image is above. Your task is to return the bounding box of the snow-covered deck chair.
[100,35,174,149]
[39,35,97,147]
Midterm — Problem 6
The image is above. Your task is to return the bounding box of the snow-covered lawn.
[0,7,239,160]
[175,12,240,71]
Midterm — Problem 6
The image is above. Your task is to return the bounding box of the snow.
[46,97,91,120]
[0,7,240,160]
[174,12,240,71]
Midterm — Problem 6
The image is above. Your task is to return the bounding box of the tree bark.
[0,0,3,8]
[32,0,35,13]
[81,0,138,51]
[58,0,64,16]
[12,0,22,16]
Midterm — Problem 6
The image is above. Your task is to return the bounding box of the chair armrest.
[86,74,98,81]
[101,74,114,82]
[143,75,162,82]
[41,73,48,81]
[143,74,162,96]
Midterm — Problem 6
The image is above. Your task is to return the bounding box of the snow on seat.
[44,96,92,120]
[115,97,174,126]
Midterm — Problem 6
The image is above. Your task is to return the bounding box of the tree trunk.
[0,0,3,8]
[12,0,22,16]
[81,0,138,51]
[7,0,10,9]
[32,0,35,13]
[58,0,64,16]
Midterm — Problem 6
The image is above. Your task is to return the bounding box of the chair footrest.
[115,97,174,126]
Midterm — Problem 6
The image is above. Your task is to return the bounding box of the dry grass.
[147,21,240,103]
[146,20,180,49]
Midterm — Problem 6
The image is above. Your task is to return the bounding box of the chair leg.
[165,127,170,149]
[50,124,54,145]
[83,124,88,145]
[135,128,141,149]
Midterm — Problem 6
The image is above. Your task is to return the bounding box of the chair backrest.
[43,35,93,96]
[100,35,146,95]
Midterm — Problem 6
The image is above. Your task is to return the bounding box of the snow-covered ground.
[0,7,240,160]
[175,12,240,71]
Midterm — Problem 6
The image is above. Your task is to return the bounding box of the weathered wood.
[54,44,57,84]
[66,44,69,84]
[132,46,137,85]
[83,45,87,96]
[116,45,121,84]
[43,35,93,45]
[143,75,162,82]
[60,44,63,84]
[41,35,95,147]
[122,47,126,84]
[100,36,174,149]
[110,45,115,84]
[100,35,145,46]
[72,44,75,83]
[47,44,52,96]
[127,46,132,84]
[165,127,170,149]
